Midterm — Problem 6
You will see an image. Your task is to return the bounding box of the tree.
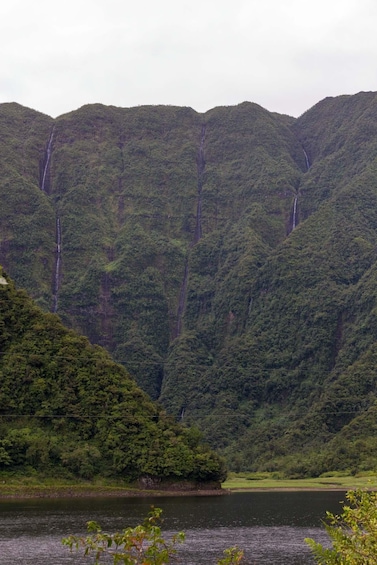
[305,489,377,564]
[63,506,244,564]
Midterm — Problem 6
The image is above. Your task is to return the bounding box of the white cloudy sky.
[1,0,377,118]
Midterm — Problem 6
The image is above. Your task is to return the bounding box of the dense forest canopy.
[0,268,225,482]
[2,91,377,476]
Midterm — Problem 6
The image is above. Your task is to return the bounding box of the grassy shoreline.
[0,485,226,499]
[0,474,225,499]
[1,472,377,499]
[221,472,377,491]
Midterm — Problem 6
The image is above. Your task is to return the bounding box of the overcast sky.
[1,0,377,118]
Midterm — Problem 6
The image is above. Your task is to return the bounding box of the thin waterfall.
[41,129,54,192]
[292,195,298,230]
[303,148,310,171]
[289,147,310,233]
[174,125,207,339]
[289,146,310,234]
[194,124,206,244]
[52,216,62,313]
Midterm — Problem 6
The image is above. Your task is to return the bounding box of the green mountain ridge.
[2,91,377,476]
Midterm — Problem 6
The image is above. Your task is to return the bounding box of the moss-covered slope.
[3,93,377,476]
[0,267,225,482]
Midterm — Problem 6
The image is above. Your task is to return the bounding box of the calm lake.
[0,491,345,564]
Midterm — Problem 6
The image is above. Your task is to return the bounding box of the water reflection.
[0,491,344,564]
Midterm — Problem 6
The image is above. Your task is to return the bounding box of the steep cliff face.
[0,101,302,396]
[0,103,55,307]
[3,93,377,474]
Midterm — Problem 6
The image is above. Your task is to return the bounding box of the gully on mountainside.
[175,124,207,339]
[289,147,311,234]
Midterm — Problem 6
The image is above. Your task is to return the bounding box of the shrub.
[63,506,244,564]
[306,489,377,564]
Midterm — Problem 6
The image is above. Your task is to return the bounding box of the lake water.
[0,491,345,564]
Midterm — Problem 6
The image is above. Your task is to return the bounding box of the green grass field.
[222,472,377,490]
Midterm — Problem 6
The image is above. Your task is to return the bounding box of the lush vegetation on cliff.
[0,268,225,482]
[2,93,377,476]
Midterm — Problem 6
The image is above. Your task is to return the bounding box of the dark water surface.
[0,491,345,564]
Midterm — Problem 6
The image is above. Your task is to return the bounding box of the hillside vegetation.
[0,268,225,482]
[2,92,377,476]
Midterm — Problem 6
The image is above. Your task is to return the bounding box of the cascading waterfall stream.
[52,216,62,313]
[194,124,206,244]
[41,129,54,192]
[40,129,61,311]
[303,148,311,171]
[290,147,311,233]
[292,195,298,230]
[175,124,207,338]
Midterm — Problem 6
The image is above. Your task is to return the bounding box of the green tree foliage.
[306,489,377,564]
[63,507,244,564]
[0,267,226,483]
[63,507,186,565]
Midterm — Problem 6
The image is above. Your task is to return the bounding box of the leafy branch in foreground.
[63,506,244,564]
[305,489,377,564]
[217,546,244,564]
